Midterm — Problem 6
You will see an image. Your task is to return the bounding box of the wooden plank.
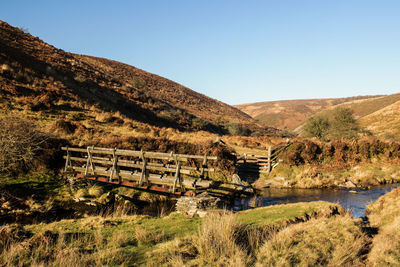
[72,166,213,188]
[63,156,215,173]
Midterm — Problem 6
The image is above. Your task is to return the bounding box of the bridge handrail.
[61,146,217,161]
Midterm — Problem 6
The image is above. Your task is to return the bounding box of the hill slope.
[0,20,271,137]
[235,96,380,130]
[358,100,400,138]
[313,93,400,120]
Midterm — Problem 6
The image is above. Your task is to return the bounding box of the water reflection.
[236,184,400,218]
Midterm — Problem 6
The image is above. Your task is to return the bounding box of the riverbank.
[253,162,400,190]
[1,179,399,266]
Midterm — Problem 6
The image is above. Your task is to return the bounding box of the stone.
[176,193,222,217]
[232,174,244,185]
[344,181,356,188]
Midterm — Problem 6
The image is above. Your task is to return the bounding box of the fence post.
[200,154,208,179]
[267,146,272,174]
[64,146,71,172]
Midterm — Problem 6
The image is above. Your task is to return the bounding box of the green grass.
[1,170,64,200]
[17,201,342,266]
[24,212,201,265]
[236,201,342,226]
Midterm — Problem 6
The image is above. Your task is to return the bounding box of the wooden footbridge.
[62,146,218,196]
[62,142,288,197]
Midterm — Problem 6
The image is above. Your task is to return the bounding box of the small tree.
[329,107,359,140]
[0,117,47,177]
[303,115,330,140]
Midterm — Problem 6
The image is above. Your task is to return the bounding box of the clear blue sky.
[1,0,399,105]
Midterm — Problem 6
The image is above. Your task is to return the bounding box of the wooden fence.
[62,146,217,195]
[236,142,290,175]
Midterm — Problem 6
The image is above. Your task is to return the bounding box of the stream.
[234,183,400,218]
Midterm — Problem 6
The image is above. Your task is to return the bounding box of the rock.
[344,181,356,188]
[74,197,87,202]
[176,193,222,217]
[274,176,287,182]
[232,174,244,185]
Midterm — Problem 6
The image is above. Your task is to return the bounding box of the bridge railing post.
[64,146,72,172]
[85,146,95,176]
[139,149,148,186]
[267,146,272,175]
[172,154,182,193]
[109,147,119,182]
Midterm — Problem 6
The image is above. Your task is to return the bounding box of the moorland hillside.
[235,95,381,130]
[0,20,283,139]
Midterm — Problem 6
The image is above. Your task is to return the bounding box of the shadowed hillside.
[0,20,281,136]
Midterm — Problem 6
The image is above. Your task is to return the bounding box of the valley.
[1,17,400,267]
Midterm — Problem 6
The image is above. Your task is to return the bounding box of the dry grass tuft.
[366,187,400,227]
[193,213,249,266]
[87,184,103,198]
[135,226,166,246]
[256,215,367,267]
[95,112,114,123]
[74,188,88,199]
[367,217,400,266]
[0,227,132,266]
[366,188,400,266]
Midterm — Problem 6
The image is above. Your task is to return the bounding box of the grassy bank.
[365,187,400,266]
[2,186,400,266]
[0,201,343,266]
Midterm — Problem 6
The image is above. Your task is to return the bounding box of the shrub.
[51,119,77,135]
[329,107,360,140]
[225,122,251,136]
[303,115,330,140]
[74,75,86,83]
[0,117,49,177]
[303,108,361,141]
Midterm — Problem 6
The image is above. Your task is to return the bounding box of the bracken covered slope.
[0,20,274,135]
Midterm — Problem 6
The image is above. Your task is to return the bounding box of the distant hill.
[313,93,400,120]
[235,96,381,130]
[0,20,283,137]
